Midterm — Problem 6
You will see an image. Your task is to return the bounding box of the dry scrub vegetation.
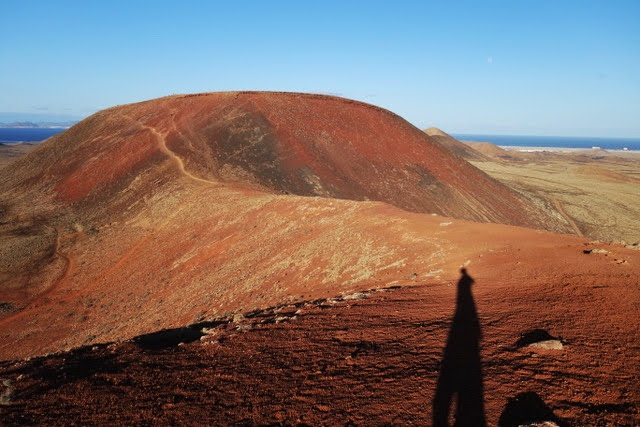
[467,150,640,244]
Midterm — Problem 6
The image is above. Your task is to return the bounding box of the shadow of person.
[498,391,568,427]
[433,268,486,426]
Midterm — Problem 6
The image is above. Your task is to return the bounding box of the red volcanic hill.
[0,91,575,359]
[4,92,555,227]
[0,93,639,424]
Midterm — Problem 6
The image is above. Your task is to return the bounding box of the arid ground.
[426,129,640,245]
[0,93,638,425]
[0,143,37,169]
[467,148,640,244]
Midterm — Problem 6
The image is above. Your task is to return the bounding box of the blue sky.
[1,1,639,137]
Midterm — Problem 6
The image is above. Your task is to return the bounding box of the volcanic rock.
[527,340,564,350]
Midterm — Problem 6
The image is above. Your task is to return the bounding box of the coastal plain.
[425,128,640,244]
[468,150,640,244]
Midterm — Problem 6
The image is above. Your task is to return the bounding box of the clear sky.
[2,1,639,137]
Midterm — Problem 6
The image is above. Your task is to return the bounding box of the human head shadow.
[432,268,486,426]
[498,391,569,427]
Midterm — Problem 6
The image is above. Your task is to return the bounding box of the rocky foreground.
[2,234,639,425]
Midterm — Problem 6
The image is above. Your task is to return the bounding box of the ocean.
[1,127,639,151]
[452,134,640,151]
[0,128,66,143]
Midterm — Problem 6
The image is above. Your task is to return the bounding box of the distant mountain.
[0,112,82,128]
[0,121,39,128]
[0,120,77,128]
[424,127,489,161]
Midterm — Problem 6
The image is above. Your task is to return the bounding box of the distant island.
[0,120,77,129]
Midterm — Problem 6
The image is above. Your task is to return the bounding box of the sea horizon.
[452,133,640,151]
[2,127,640,151]
[0,127,66,143]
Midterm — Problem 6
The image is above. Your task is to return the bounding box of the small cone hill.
[424,127,489,161]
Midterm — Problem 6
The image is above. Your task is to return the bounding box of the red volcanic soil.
[0,92,638,424]
[1,235,639,425]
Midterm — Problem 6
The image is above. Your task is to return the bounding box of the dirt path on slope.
[549,196,583,237]
[0,229,76,326]
[40,230,76,300]
[119,112,219,186]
